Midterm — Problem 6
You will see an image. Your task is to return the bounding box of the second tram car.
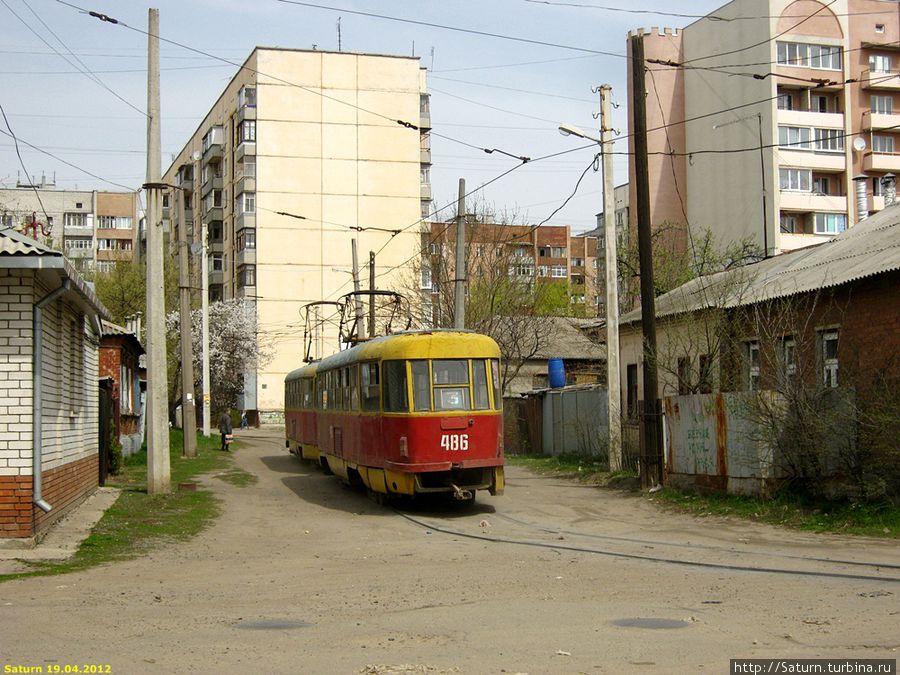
[285,330,504,501]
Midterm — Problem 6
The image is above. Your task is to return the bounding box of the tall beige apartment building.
[164,48,429,417]
[629,0,900,257]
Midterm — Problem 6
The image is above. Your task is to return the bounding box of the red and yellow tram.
[285,330,505,501]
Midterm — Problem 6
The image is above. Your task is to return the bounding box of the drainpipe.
[32,279,70,513]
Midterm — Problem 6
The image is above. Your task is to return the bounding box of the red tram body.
[285,331,505,500]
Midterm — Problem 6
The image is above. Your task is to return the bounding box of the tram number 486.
[440,433,469,452]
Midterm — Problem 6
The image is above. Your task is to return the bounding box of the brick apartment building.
[627,0,900,258]
[0,177,140,273]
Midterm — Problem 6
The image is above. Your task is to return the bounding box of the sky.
[0,0,727,234]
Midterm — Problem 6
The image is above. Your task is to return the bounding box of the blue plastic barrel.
[548,358,566,389]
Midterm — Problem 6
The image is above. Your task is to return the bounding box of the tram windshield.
[405,358,498,412]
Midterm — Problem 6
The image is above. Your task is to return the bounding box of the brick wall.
[0,270,101,539]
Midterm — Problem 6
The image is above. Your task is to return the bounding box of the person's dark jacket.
[218,413,233,435]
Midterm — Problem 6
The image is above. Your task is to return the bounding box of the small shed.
[0,229,109,542]
[99,320,145,457]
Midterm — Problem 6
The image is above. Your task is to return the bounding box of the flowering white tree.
[167,299,272,416]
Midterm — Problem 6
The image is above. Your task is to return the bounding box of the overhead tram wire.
[0,126,136,191]
[3,0,146,118]
[0,102,53,228]
[681,0,839,65]
[57,1,531,168]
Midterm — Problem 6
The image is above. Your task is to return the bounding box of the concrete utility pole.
[144,7,171,493]
[201,180,211,437]
[177,189,197,457]
[351,238,364,341]
[454,178,466,329]
[630,33,662,488]
[368,251,376,338]
[599,84,623,472]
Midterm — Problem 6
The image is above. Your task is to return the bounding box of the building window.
[211,254,223,272]
[238,86,256,109]
[870,54,891,73]
[202,126,223,152]
[776,42,841,70]
[237,264,256,287]
[813,128,843,152]
[811,94,829,113]
[420,167,430,184]
[744,340,760,391]
[64,212,89,228]
[677,356,691,395]
[873,134,895,154]
[813,176,830,195]
[236,192,256,215]
[626,363,638,419]
[237,120,256,144]
[820,330,839,388]
[538,246,550,257]
[420,94,430,114]
[814,212,847,234]
[778,126,811,150]
[777,93,793,111]
[537,265,549,277]
[876,24,886,35]
[237,228,256,251]
[871,95,893,114]
[421,266,432,290]
[780,337,797,389]
[873,176,884,197]
[551,246,566,257]
[571,257,584,267]
[65,237,92,250]
[779,168,811,192]
[508,263,534,278]
[209,222,223,242]
[240,156,256,179]
[97,215,133,230]
[550,265,567,278]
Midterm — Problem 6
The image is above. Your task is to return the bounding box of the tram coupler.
[450,483,472,501]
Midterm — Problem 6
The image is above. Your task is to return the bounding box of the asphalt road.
[1,428,898,674]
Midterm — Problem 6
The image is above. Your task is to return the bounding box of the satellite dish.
[853,137,867,152]
[191,150,202,161]
[190,243,203,256]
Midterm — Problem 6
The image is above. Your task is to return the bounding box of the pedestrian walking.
[240,410,249,429]
[219,411,233,451]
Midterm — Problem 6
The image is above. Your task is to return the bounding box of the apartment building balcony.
[208,269,224,286]
[420,148,432,165]
[201,175,223,197]
[779,192,847,212]
[64,248,93,260]
[236,212,256,230]
[64,225,93,237]
[861,110,900,131]
[202,142,223,165]
[778,149,846,172]
[861,68,900,90]
[203,207,223,224]
[779,232,831,251]
[777,109,844,129]
[869,194,886,212]
[236,248,256,267]
[237,103,256,124]
[863,151,900,172]
[178,166,194,193]
[420,183,432,200]
[236,142,256,162]
[236,174,255,195]
[208,239,224,255]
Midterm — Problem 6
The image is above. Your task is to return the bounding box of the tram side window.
[472,359,490,410]
[348,366,359,410]
[342,368,351,411]
[382,360,409,412]
[317,377,326,410]
[490,359,502,410]
[432,359,470,411]
[411,360,431,411]
[302,379,313,409]
[361,362,380,411]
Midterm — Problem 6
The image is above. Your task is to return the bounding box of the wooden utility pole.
[454,178,466,329]
[144,7,171,493]
[368,251,376,338]
[600,85,623,472]
[201,172,211,437]
[177,189,197,457]
[630,33,662,488]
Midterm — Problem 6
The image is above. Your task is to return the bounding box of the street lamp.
[558,106,623,471]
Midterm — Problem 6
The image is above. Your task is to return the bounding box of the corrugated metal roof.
[0,228,61,257]
[621,207,900,325]
[535,316,606,360]
[101,320,145,353]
